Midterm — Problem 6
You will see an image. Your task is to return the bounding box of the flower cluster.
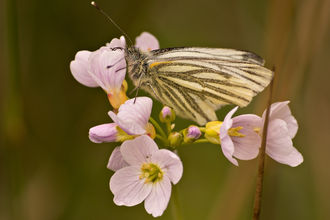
[70,31,303,217]
[206,103,303,167]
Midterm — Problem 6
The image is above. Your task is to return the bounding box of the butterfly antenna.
[91,2,133,46]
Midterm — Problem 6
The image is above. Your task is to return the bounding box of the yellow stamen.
[228,126,245,137]
[254,127,261,134]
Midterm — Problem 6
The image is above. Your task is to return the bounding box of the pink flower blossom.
[70,36,126,88]
[89,97,156,143]
[109,135,183,217]
[108,97,154,137]
[89,123,133,143]
[70,37,127,108]
[220,102,303,167]
[135,32,160,52]
[220,107,262,166]
[89,123,119,143]
[262,101,303,167]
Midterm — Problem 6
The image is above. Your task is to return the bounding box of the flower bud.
[89,123,133,143]
[204,121,222,144]
[183,125,202,144]
[159,106,176,123]
[168,132,183,147]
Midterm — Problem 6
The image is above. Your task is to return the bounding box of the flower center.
[140,163,163,183]
[228,126,245,137]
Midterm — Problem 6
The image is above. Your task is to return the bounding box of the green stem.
[192,138,209,144]
[155,134,168,147]
[149,116,167,141]
[170,184,184,220]
[198,127,206,133]
[166,122,172,136]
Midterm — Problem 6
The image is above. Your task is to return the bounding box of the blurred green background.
[1,0,330,219]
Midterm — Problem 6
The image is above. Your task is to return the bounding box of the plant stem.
[198,127,206,133]
[149,116,167,142]
[155,134,168,147]
[252,70,274,220]
[166,122,172,136]
[170,184,184,220]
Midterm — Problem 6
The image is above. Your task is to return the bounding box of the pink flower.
[89,123,133,143]
[109,135,183,217]
[70,36,127,108]
[89,123,119,143]
[220,102,303,167]
[262,101,303,167]
[135,32,160,52]
[89,97,156,143]
[88,47,127,108]
[108,97,155,137]
[220,107,262,166]
[70,36,126,88]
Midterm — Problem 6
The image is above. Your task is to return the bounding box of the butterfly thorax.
[125,46,151,87]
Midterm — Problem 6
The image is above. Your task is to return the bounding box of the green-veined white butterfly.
[125,46,273,125]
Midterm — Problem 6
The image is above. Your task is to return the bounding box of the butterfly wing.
[140,47,273,125]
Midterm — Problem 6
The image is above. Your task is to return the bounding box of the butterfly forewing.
[151,47,265,65]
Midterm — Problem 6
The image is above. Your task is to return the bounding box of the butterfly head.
[125,46,150,85]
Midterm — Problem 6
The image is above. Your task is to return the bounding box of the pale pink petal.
[233,114,262,129]
[149,149,183,184]
[109,97,152,135]
[266,119,293,157]
[89,123,118,143]
[118,97,152,125]
[135,32,160,51]
[268,147,303,167]
[108,111,146,135]
[70,51,99,87]
[107,147,130,171]
[231,114,262,160]
[110,166,152,206]
[231,129,261,160]
[88,49,126,93]
[120,135,158,166]
[220,106,239,166]
[144,175,171,217]
[262,101,298,139]
[106,36,126,48]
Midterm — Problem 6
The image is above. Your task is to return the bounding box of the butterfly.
[90,2,273,125]
[124,46,274,125]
